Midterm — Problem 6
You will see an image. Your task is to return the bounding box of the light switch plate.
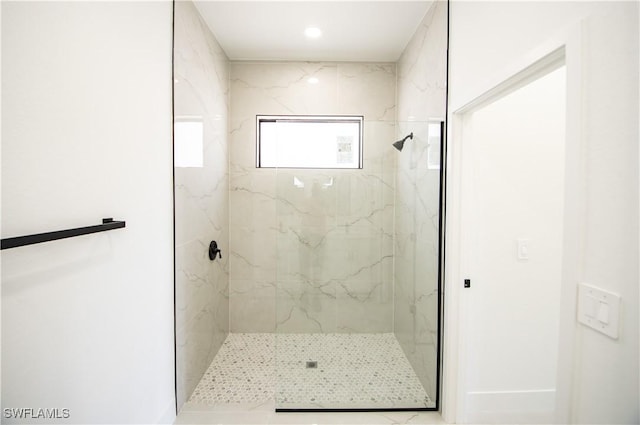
[577,283,621,339]
[517,238,530,261]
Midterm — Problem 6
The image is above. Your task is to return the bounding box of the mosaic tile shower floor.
[188,333,432,409]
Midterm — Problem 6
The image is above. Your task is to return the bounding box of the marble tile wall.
[394,1,448,404]
[229,62,396,333]
[174,1,230,409]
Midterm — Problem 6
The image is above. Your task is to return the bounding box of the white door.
[459,65,567,424]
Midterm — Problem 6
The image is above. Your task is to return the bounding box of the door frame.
[441,22,587,424]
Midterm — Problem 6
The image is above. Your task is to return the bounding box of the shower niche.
[173,0,448,413]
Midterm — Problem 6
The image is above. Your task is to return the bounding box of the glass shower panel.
[394,119,443,410]
[274,120,436,410]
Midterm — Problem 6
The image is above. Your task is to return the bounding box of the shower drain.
[305,361,318,369]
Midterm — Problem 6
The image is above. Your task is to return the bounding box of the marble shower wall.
[394,1,448,404]
[229,62,396,333]
[174,1,229,409]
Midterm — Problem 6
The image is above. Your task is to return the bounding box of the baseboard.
[464,388,556,424]
[156,398,177,424]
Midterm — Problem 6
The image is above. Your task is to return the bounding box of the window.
[256,115,363,169]
[174,117,204,168]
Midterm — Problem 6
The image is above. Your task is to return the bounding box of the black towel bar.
[0,218,126,250]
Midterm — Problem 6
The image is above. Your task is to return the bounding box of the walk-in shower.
[173,0,448,413]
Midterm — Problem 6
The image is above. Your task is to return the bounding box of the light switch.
[597,302,610,324]
[517,238,530,261]
[585,295,597,318]
[577,283,621,339]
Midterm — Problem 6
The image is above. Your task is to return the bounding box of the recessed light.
[307,77,319,84]
[304,27,322,39]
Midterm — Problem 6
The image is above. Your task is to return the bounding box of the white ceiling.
[193,1,434,62]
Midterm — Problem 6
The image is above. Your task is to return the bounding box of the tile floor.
[189,333,274,405]
[275,333,432,409]
[177,333,444,424]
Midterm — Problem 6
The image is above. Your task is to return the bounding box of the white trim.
[443,22,585,424]
[440,112,464,424]
[465,389,557,424]
[553,20,587,425]
[449,27,576,113]
[156,399,177,424]
[453,47,565,115]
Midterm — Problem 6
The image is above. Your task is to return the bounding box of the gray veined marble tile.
[174,0,230,408]
[394,1,447,407]
[337,63,397,121]
[229,59,398,334]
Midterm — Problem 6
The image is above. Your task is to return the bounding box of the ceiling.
[193,1,434,62]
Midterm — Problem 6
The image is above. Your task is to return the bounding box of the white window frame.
[256,115,364,169]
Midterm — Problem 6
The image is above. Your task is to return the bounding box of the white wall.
[1,2,175,423]
[448,1,639,423]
